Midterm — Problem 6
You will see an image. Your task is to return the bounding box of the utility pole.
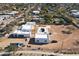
[59,39,64,53]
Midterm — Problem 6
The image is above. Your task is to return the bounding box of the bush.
[0,47,3,51]
[5,45,18,52]
[62,30,72,34]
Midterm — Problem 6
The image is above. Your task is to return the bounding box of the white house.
[9,25,32,38]
[35,34,48,44]
[9,22,36,38]
[70,10,79,18]
[0,15,11,20]
[7,11,19,16]
[21,24,32,31]
[26,22,36,25]
[35,27,49,44]
[8,11,19,15]
[9,29,31,38]
[32,11,40,14]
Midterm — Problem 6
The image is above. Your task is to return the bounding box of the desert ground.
[0,25,79,54]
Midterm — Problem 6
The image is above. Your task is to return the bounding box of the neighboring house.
[0,11,19,16]
[9,29,31,38]
[70,10,79,18]
[9,22,36,38]
[31,10,45,23]
[0,11,19,21]
[32,16,44,23]
[32,11,40,15]
[0,15,11,20]
[35,27,49,44]
[26,22,36,25]
[7,11,19,16]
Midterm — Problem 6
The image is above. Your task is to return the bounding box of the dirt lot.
[28,25,79,52]
[0,38,25,49]
[0,25,79,53]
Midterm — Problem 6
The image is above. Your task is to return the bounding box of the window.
[37,40,39,42]
[18,35,24,38]
[22,30,30,32]
[45,40,47,42]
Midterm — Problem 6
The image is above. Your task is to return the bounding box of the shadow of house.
[28,38,35,44]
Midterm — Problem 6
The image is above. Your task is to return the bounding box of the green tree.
[5,44,18,55]
[5,45,18,52]
[44,14,52,24]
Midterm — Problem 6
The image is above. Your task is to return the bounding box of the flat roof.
[13,30,31,34]
[33,11,40,14]
[35,34,48,38]
[21,25,32,30]
[26,22,36,25]
[72,12,79,15]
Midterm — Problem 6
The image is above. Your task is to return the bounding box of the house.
[26,22,36,32]
[9,24,32,38]
[0,11,19,16]
[35,27,49,44]
[9,29,31,38]
[70,10,79,18]
[32,11,40,15]
[26,22,36,25]
[0,15,11,20]
[0,11,19,21]
[31,16,44,23]
[7,11,19,16]
[35,34,48,44]
[9,22,36,38]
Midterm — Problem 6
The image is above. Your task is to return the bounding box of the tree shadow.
[51,40,58,43]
